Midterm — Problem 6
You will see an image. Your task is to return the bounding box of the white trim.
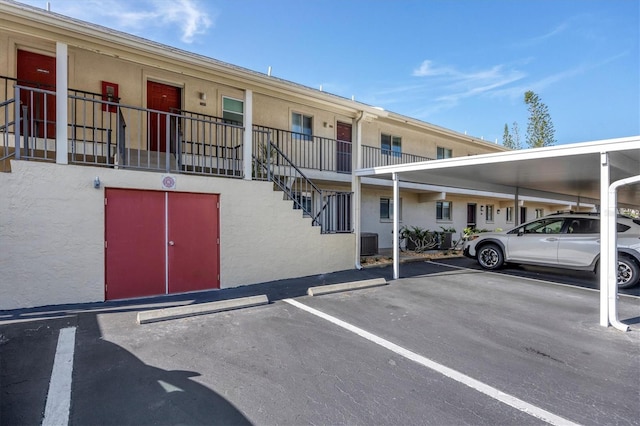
[55,42,68,164]
[243,90,253,180]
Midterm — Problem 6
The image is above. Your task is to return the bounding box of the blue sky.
[19,0,640,145]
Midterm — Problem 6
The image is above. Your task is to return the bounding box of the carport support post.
[393,172,400,280]
[599,153,611,328]
[514,187,520,226]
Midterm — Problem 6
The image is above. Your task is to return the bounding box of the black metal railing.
[253,130,352,233]
[3,83,245,176]
[362,145,433,168]
[253,125,352,174]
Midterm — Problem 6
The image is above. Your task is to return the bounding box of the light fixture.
[199,92,206,101]
[497,209,501,214]
[93,176,101,189]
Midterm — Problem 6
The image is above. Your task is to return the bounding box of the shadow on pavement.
[0,314,252,425]
[73,313,251,425]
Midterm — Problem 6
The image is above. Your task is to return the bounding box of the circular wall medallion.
[162,175,176,189]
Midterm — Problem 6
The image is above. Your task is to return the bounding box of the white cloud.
[44,0,215,44]
[411,60,527,106]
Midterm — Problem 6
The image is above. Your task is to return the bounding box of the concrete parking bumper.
[307,278,387,296]
[137,294,269,324]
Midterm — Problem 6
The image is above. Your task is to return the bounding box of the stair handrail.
[252,131,323,225]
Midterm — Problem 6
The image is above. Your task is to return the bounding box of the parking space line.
[427,260,640,299]
[42,327,76,426]
[284,298,579,426]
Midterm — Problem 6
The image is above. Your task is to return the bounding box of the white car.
[463,213,640,288]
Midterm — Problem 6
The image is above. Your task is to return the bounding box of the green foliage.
[524,91,556,148]
[502,121,522,150]
[503,123,515,149]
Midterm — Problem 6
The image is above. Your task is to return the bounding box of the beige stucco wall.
[360,120,506,160]
[0,161,354,310]
[359,187,572,249]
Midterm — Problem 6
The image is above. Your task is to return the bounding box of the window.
[506,207,514,222]
[293,192,312,214]
[292,112,313,141]
[437,147,452,159]
[380,197,402,221]
[486,205,494,222]
[535,208,544,218]
[436,201,452,221]
[512,218,564,234]
[222,97,244,125]
[381,133,402,157]
[568,218,599,234]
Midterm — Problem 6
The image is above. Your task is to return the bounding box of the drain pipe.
[354,110,365,270]
[607,174,640,332]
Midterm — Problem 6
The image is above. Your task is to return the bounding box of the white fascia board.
[360,177,587,206]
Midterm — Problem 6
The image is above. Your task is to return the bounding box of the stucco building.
[0,0,583,310]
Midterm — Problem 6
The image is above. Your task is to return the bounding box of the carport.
[353,136,640,331]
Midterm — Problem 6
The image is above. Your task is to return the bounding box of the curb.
[307,278,387,296]
[137,294,269,324]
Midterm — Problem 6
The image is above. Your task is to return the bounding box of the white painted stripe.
[284,298,579,426]
[427,260,640,299]
[42,327,76,426]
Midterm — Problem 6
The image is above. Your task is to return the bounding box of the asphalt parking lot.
[1,259,639,425]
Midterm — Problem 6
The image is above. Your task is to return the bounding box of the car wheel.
[477,244,504,270]
[618,256,640,289]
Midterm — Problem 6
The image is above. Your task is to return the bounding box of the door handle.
[168,241,175,246]
[545,237,558,242]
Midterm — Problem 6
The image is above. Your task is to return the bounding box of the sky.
[17,0,640,146]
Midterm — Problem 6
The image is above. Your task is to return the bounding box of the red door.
[168,192,220,293]
[147,81,181,153]
[105,189,166,300]
[105,189,220,300]
[17,50,57,138]
[336,122,352,173]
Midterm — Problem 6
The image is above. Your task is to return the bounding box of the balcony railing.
[254,125,352,174]
[3,84,244,177]
[1,78,434,178]
[361,145,433,168]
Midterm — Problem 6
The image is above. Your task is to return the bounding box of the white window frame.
[437,146,452,159]
[380,197,402,222]
[436,201,452,221]
[292,112,313,141]
[506,207,514,223]
[381,133,402,157]
[486,204,494,222]
[222,96,244,125]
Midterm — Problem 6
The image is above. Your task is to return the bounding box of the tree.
[511,121,521,150]
[502,124,515,149]
[502,122,522,150]
[524,90,556,147]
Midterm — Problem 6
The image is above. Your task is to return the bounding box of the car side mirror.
[517,229,525,236]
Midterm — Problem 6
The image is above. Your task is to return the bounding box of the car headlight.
[467,235,480,241]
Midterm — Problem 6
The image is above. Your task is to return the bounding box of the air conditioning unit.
[360,233,379,256]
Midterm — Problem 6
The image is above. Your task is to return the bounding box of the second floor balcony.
[0,78,434,178]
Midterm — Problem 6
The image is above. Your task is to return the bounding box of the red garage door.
[105,188,220,300]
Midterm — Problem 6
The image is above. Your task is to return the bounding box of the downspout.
[606,174,640,332]
[353,110,365,270]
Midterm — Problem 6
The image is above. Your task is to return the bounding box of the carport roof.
[355,137,640,208]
